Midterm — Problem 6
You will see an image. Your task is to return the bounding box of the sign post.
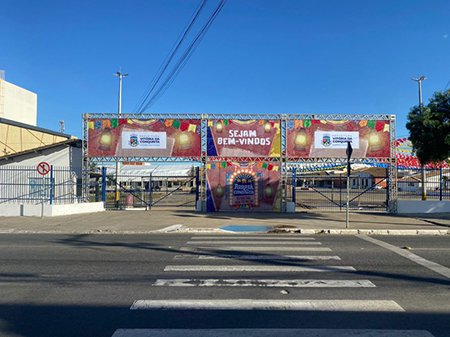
[345,142,353,229]
[36,162,50,218]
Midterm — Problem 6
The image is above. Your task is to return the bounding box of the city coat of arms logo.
[322,134,331,147]
[129,134,139,147]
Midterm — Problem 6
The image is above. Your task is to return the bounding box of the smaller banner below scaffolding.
[206,161,281,212]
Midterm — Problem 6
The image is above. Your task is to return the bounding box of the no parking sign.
[37,162,51,176]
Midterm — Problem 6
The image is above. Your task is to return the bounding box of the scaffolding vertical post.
[200,114,208,212]
[292,167,297,204]
[101,167,107,202]
[388,115,397,213]
[439,166,443,201]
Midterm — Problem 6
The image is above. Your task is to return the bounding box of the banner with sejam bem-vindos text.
[287,119,391,158]
[207,119,281,157]
[87,118,201,158]
[206,161,281,212]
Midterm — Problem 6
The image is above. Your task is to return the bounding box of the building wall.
[0,79,37,126]
[0,144,82,172]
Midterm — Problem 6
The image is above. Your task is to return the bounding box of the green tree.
[406,89,450,164]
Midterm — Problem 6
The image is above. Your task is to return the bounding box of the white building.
[0,73,37,126]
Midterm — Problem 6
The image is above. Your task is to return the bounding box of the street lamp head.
[412,75,427,82]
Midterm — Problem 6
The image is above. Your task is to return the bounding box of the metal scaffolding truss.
[82,113,398,212]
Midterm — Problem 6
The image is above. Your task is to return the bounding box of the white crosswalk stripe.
[152,279,375,287]
[180,246,330,251]
[164,265,356,272]
[189,236,316,240]
[112,329,435,337]
[174,254,341,260]
[130,299,404,311]
[186,240,319,245]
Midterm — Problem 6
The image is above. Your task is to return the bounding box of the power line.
[139,0,227,112]
[134,0,208,113]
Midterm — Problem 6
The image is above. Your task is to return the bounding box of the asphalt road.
[0,233,449,337]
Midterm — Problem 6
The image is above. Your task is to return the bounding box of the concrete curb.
[0,228,448,235]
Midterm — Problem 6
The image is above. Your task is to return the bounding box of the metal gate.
[89,171,198,209]
[288,172,388,212]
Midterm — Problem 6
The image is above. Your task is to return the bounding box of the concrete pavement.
[0,208,449,235]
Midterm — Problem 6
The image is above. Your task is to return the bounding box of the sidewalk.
[0,208,449,235]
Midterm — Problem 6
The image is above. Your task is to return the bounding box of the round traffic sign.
[37,162,51,176]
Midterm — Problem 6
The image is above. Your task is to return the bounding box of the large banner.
[87,118,201,157]
[287,119,391,158]
[206,161,281,212]
[207,119,281,157]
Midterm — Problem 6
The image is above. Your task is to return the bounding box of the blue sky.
[1,0,449,138]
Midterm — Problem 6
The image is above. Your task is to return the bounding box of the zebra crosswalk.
[111,234,436,337]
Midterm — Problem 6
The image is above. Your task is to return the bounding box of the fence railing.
[0,166,81,205]
[397,167,450,200]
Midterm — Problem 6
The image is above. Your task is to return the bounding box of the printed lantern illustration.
[294,131,308,151]
[177,132,192,150]
[99,129,113,150]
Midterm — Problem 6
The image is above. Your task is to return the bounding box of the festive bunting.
[359,120,368,127]
[221,161,227,168]
[111,119,118,128]
[206,164,211,169]
[119,118,128,125]
[172,120,181,129]
[188,124,197,132]
[165,119,173,127]
[223,120,229,126]
[383,124,390,132]
[211,163,216,169]
[295,120,304,128]
[226,161,233,167]
[262,163,268,169]
[258,120,264,126]
[94,121,102,129]
[208,121,213,127]
[367,120,375,129]
[273,166,279,171]
[375,121,384,132]
[180,121,189,132]
[87,121,94,129]
[303,119,312,128]
[102,120,111,128]
[268,164,273,170]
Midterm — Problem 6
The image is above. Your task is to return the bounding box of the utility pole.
[412,75,427,200]
[114,70,128,208]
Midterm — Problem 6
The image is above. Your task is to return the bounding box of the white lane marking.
[130,299,404,311]
[180,246,330,252]
[359,235,450,279]
[190,236,316,240]
[174,254,341,261]
[412,248,450,250]
[164,265,356,272]
[112,329,434,337]
[152,279,375,288]
[186,241,321,245]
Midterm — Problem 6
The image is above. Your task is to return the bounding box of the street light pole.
[114,70,128,208]
[412,75,427,201]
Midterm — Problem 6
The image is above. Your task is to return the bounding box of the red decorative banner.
[207,120,281,157]
[287,119,391,158]
[87,118,201,158]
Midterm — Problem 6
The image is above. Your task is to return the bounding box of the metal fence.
[0,166,81,205]
[397,167,450,200]
[287,173,388,212]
